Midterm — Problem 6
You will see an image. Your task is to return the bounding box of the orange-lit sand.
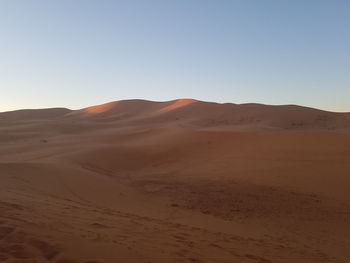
[158,99,197,112]
[83,101,121,114]
[0,99,350,263]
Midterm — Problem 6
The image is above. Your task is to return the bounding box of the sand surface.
[0,99,350,263]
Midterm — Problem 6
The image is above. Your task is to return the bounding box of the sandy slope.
[0,99,350,263]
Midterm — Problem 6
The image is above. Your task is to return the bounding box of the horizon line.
[1,98,349,114]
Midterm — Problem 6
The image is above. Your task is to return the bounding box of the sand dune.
[0,108,71,120]
[1,99,350,263]
[3,99,349,130]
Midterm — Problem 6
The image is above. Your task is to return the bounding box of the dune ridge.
[2,99,350,131]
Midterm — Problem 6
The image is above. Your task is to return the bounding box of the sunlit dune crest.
[158,99,197,112]
[84,101,120,114]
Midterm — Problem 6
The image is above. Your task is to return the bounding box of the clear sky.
[1,0,349,112]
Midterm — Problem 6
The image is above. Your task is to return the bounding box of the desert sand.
[0,99,350,263]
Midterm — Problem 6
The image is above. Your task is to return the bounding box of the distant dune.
[0,107,71,120]
[2,99,350,131]
[1,99,350,263]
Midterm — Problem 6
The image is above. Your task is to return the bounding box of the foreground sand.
[1,99,350,263]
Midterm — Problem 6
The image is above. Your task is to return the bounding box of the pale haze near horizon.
[0,0,349,112]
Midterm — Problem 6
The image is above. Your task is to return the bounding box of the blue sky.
[1,0,349,112]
